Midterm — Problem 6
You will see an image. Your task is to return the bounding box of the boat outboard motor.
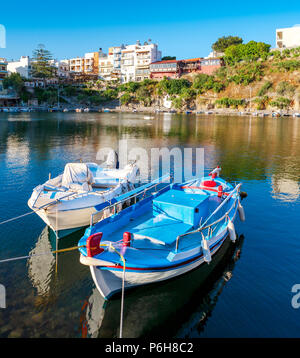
[105,150,119,169]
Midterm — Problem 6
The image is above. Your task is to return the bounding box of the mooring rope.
[99,243,126,338]
[0,245,86,264]
[0,211,35,226]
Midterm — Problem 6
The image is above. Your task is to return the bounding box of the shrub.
[276,81,295,96]
[270,97,291,109]
[228,63,264,85]
[275,60,300,72]
[215,97,245,108]
[192,74,224,93]
[102,88,118,100]
[120,93,133,105]
[257,81,272,97]
[158,78,191,96]
[172,97,184,109]
[254,96,269,110]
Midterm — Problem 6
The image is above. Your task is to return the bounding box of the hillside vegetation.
[4,41,300,111]
[103,43,300,112]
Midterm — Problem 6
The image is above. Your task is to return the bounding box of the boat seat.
[130,214,192,246]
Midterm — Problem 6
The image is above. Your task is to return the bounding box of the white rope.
[0,211,35,226]
[0,191,75,227]
[119,265,126,339]
[0,252,52,264]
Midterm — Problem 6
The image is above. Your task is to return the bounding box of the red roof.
[181,57,203,62]
[150,60,178,65]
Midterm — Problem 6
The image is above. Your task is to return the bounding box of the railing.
[175,183,242,252]
[89,174,171,227]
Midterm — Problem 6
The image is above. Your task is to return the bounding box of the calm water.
[0,112,300,338]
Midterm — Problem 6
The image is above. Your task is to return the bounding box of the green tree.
[224,41,271,64]
[2,73,25,95]
[120,93,133,105]
[212,36,243,52]
[31,44,55,79]
[161,56,176,60]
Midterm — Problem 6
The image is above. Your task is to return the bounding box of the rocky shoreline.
[1,103,300,117]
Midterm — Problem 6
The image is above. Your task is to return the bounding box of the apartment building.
[120,41,161,82]
[135,41,161,81]
[0,58,8,92]
[276,25,300,48]
[150,57,223,79]
[69,51,101,75]
[7,56,31,79]
[0,58,18,106]
[200,58,223,75]
[150,60,179,79]
[179,58,202,75]
[99,46,122,81]
[48,59,70,78]
[7,56,71,80]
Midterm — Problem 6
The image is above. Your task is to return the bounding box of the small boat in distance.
[28,151,140,238]
[78,167,246,299]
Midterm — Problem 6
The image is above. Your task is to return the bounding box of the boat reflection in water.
[80,234,245,338]
[27,226,89,307]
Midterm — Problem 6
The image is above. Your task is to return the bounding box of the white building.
[99,46,122,81]
[7,56,70,79]
[276,25,300,49]
[120,41,161,83]
[135,41,161,81]
[49,59,70,78]
[68,50,102,75]
[7,56,31,78]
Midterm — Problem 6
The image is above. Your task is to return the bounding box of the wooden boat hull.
[88,226,232,300]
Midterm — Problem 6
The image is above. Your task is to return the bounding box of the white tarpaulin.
[61,163,94,189]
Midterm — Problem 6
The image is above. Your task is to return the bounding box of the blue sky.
[1,1,300,60]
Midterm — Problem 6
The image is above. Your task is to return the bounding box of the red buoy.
[86,233,104,257]
[123,232,132,247]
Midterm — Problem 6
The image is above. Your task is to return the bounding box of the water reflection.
[27,226,88,307]
[1,112,300,337]
[1,113,299,185]
[79,235,245,338]
[271,175,300,202]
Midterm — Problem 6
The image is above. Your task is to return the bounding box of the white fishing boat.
[28,152,140,238]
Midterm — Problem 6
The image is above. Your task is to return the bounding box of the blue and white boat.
[78,167,246,300]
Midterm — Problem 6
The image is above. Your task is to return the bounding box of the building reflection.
[271,175,300,202]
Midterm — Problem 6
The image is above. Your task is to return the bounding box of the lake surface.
[0,112,300,338]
